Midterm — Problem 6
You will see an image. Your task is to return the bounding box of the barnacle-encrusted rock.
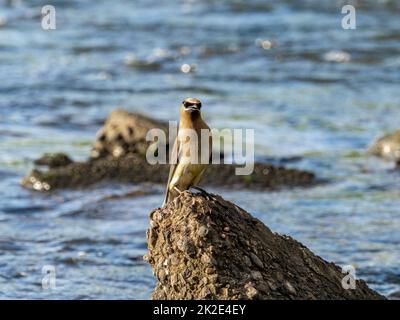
[90,109,169,159]
[145,192,384,300]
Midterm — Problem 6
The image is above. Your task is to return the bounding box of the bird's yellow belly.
[169,163,206,192]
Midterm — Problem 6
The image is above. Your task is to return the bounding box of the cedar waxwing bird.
[163,98,212,206]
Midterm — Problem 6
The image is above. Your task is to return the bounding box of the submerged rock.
[22,108,317,191]
[368,130,400,164]
[388,290,400,300]
[145,192,384,300]
[34,153,73,168]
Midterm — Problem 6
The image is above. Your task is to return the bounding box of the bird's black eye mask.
[183,101,202,109]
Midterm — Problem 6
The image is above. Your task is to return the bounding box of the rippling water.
[1,0,400,299]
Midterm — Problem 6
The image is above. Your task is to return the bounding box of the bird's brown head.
[180,98,202,121]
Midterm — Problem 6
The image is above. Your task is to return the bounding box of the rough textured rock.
[368,130,400,164]
[22,154,316,191]
[22,108,317,191]
[144,192,385,300]
[90,109,169,159]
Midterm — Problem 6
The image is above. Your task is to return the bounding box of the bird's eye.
[197,103,202,109]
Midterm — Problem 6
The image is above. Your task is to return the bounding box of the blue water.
[0,0,399,299]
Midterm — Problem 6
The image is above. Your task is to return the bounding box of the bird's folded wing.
[163,137,181,205]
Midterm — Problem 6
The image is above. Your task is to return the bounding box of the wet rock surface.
[145,192,385,300]
[22,109,317,191]
[22,154,316,191]
[34,153,73,168]
[368,130,400,164]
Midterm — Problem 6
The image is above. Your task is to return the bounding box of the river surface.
[0,0,399,299]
